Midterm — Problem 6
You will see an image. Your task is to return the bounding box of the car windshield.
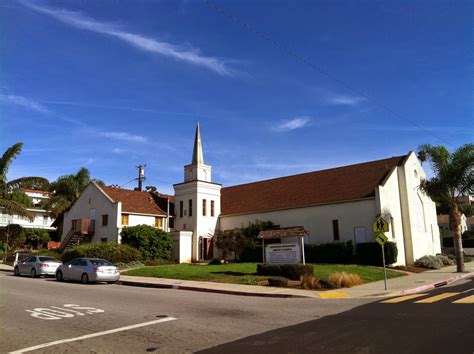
[39,257,57,262]
[90,259,113,266]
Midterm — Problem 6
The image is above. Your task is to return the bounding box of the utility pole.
[136,164,146,191]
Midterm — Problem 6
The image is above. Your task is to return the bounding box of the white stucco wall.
[376,168,407,266]
[220,198,378,246]
[398,153,441,263]
[126,214,156,227]
[62,183,120,243]
[0,209,55,230]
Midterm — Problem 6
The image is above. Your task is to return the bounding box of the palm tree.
[0,143,49,221]
[418,144,474,272]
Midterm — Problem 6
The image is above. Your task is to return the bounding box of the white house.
[438,214,468,238]
[0,189,55,231]
[172,124,441,266]
[60,182,173,249]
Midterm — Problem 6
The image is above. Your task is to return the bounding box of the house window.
[101,237,107,243]
[202,199,207,216]
[332,220,340,241]
[102,214,108,226]
[179,201,183,218]
[189,199,193,217]
[43,215,48,226]
[211,200,215,217]
[155,217,163,229]
[121,214,129,226]
[72,219,78,231]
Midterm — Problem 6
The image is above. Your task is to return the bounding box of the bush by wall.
[415,255,443,269]
[443,237,474,248]
[356,241,398,266]
[257,264,313,280]
[304,241,353,264]
[121,225,173,260]
[62,243,141,264]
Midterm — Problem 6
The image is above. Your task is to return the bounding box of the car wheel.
[56,270,64,282]
[81,273,89,284]
[13,267,20,276]
[30,268,37,278]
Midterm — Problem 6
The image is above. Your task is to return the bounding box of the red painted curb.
[399,272,474,295]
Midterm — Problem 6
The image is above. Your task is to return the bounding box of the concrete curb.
[398,272,474,296]
[118,280,307,298]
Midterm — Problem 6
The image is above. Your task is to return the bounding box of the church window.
[179,201,183,218]
[332,220,340,241]
[211,200,215,217]
[189,199,193,217]
[203,199,207,216]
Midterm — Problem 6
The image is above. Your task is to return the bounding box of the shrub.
[267,277,288,287]
[240,244,263,262]
[114,261,145,270]
[62,243,141,264]
[436,254,455,266]
[257,264,313,280]
[304,241,353,264]
[121,225,173,260]
[301,274,322,290]
[143,259,174,266]
[208,258,222,265]
[462,230,474,239]
[31,249,61,260]
[356,242,398,266]
[443,237,474,248]
[24,228,50,249]
[415,255,443,269]
[328,272,362,288]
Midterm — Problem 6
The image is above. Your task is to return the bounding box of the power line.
[120,178,137,188]
[202,0,453,147]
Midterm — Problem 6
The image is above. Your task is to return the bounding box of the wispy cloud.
[0,93,49,113]
[112,147,126,154]
[99,131,148,142]
[22,2,234,76]
[327,94,366,106]
[272,117,310,132]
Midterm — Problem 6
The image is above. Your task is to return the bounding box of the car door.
[19,256,35,274]
[63,259,81,280]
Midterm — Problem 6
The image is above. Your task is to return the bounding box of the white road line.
[9,317,177,354]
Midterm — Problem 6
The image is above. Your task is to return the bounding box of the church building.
[171,124,441,266]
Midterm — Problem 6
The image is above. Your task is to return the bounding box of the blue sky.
[1,0,472,194]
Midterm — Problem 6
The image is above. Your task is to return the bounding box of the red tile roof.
[100,186,167,216]
[221,155,407,216]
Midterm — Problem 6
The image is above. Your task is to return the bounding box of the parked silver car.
[13,256,62,277]
[55,258,120,284]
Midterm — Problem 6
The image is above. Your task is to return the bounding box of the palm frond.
[0,198,35,221]
[0,143,23,183]
[8,176,50,190]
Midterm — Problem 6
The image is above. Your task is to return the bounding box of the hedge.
[304,241,353,264]
[443,237,474,248]
[356,241,398,266]
[257,264,313,280]
[62,243,141,264]
[121,225,173,260]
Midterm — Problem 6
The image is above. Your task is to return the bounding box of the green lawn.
[123,263,405,286]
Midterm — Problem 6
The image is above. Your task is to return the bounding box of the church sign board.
[265,243,301,265]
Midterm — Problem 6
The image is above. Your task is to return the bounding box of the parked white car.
[13,256,62,278]
[56,258,120,284]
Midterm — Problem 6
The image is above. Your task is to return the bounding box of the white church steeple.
[184,123,212,182]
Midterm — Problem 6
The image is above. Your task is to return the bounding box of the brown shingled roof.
[100,186,167,216]
[221,155,407,216]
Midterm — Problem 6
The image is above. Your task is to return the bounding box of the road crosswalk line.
[453,295,474,304]
[381,294,426,303]
[415,292,459,303]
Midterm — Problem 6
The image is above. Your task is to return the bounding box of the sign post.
[373,217,389,290]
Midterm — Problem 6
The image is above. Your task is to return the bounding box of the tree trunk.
[449,201,465,272]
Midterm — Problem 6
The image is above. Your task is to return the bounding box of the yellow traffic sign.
[376,233,388,246]
[373,217,389,233]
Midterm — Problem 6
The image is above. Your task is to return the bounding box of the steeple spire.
[192,122,205,165]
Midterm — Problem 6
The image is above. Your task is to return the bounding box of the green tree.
[121,224,173,260]
[24,228,50,249]
[0,224,26,253]
[45,167,104,219]
[418,144,474,272]
[0,143,48,221]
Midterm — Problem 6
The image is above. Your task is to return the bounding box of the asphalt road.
[0,271,372,353]
[200,277,474,354]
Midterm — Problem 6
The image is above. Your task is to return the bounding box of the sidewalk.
[2,262,473,299]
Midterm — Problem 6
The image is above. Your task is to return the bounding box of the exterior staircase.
[58,218,95,252]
